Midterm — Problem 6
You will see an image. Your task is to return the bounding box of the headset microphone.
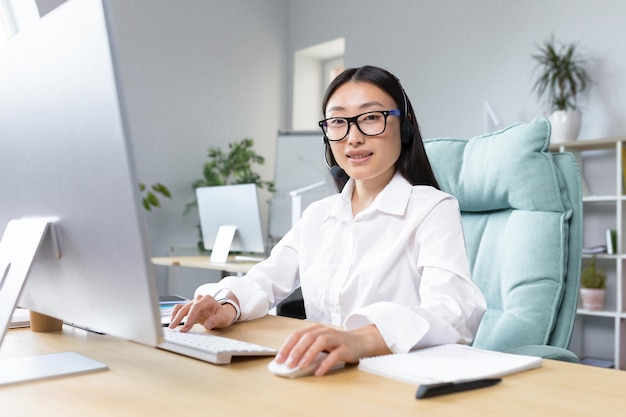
[330,165,348,180]
[323,142,347,179]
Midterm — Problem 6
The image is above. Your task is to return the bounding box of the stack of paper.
[159,296,188,325]
[9,308,30,329]
[358,344,542,385]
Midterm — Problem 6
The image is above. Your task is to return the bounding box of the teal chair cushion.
[424,118,581,360]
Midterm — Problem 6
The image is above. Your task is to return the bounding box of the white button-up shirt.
[196,172,486,353]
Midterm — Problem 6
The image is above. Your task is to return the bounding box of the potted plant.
[186,137,274,251]
[531,36,591,143]
[579,256,606,311]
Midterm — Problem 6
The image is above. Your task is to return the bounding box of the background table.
[152,255,261,275]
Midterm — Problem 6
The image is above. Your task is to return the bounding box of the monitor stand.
[210,225,238,263]
[0,218,107,386]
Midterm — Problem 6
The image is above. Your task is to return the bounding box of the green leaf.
[146,191,160,207]
[141,197,151,211]
[152,183,172,198]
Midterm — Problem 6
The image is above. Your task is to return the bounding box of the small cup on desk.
[29,311,63,332]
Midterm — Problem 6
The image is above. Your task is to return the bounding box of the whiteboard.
[269,131,336,239]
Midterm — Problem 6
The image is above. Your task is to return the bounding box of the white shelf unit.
[550,137,626,369]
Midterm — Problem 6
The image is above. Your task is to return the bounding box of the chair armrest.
[505,345,580,363]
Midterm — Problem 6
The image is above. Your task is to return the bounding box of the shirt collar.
[328,171,412,220]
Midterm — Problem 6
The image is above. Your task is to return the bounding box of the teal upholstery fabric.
[423,118,582,361]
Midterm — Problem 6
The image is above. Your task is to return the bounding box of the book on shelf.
[622,147,626,195]
[582,245,607,255]
[358,344,542,385]
[606,229,617,255]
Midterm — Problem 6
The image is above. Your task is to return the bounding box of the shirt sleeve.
[195,229,302,322]
[344,197,486,353]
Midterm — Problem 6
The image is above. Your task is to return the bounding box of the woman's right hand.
[169,294,238,332]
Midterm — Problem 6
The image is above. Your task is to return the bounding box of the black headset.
[398,82,414,145]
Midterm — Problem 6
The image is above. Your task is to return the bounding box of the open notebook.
[358,344,542,385]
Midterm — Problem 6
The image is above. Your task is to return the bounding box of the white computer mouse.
[267,352,345,378]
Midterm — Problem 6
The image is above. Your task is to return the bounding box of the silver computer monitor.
[196,184,266,255]
[0,0,162,355]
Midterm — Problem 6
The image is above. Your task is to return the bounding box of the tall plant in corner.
[532,36,591,143]
[186,137,274,251]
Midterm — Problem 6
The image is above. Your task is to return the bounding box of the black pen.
[415,378,501,399]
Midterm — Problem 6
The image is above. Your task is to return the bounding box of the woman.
[170,65,486,376]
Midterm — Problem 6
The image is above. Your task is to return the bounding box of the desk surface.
[152,255,260,274]
[2,315,626,417]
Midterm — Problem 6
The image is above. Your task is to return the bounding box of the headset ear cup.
[401,120,414,144]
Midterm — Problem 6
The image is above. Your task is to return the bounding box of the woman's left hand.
[274,323,391,376]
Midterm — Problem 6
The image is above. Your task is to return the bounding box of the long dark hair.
[321,65,440,191]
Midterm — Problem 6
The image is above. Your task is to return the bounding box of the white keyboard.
[159,328,277,365]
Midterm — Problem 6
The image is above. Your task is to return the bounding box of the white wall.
[292,54,323,130]
[287,0,626,140]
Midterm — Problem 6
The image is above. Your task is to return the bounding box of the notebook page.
[358,344,542,385]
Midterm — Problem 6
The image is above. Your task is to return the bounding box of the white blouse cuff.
[344,302,430,353]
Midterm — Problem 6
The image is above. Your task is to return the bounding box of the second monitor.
[196,184,266,262]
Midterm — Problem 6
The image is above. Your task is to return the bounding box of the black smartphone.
[159,295,188,304]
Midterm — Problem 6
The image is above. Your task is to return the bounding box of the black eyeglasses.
[318,109,401,142]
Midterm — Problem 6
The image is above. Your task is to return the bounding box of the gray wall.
[35,0,626,295]
[113,0,288,294]
[287,0,626,140]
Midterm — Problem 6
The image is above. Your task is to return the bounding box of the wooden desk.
[152,255,260,274]
[2,315,626,417]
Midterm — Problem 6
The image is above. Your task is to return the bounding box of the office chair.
[424,118,582,362]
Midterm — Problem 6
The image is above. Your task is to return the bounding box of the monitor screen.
[196,184,266,255]
[0,0,162,348]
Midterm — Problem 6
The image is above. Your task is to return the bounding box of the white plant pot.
[549,109,582,144]
[580,288,605,311]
